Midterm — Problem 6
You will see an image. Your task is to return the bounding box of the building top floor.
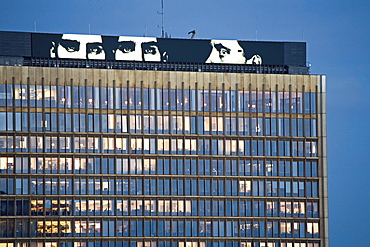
[0,31,309,75]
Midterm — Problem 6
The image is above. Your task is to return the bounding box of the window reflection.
[3,84,318,115]
[1,81,322,242]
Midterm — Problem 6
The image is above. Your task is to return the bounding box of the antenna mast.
[157,0,164,38]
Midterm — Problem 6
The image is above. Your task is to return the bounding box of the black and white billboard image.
[27,32,306,66]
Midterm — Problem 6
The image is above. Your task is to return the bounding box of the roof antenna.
[34,21,37,32]
[255,29,258,41]
[157,0,164,38]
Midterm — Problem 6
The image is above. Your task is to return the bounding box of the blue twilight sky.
[1,0,369,246]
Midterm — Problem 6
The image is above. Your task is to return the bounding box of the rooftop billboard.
[1,32,306,66]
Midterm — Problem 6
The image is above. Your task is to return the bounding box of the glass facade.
[0,66,326,247]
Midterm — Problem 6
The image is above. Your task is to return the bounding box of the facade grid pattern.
[0,66,327,247]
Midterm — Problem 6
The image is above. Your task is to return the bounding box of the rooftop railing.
[0,56,309,74]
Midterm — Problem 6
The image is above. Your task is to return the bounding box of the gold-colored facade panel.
[29,67,38,85]
[229,73,237,90]
[181,71,191,88]
[220,72,228,87]
[263,74,272,91]
[41,67,51,85]
[162,70,170,85]
[154,70,164,86]
[176,73,184,88]
[215,73,224,87]
[99,69,108,85]
[50,67,58,85]
[168,71,177,86]
[9,66,17,83]
[145,71,155,88]
[130,70,140,86]
[201,72,210,88]
[0,66,321,91]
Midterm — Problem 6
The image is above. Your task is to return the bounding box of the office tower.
[0,31,328,247]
